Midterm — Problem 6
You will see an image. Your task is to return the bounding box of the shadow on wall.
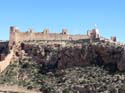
[0,41,9,61]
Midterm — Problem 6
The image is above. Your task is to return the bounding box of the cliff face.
[15,41,125,72]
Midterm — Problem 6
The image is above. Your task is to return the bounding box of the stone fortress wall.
[9,26,100,47]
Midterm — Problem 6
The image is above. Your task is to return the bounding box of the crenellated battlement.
[9,26,101,48]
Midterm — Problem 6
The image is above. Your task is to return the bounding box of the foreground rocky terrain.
[1,59,125,93]
[0,40,125,93]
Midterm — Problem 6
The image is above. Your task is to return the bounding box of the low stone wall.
[0,50,14,73]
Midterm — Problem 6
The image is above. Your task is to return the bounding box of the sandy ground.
[0,85,41,93]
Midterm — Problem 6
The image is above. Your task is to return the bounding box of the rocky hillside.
[0,40,125,93]
[18,40,125,72]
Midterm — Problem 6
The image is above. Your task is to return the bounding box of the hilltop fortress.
[9,26,100,47]
[0,26,119,73]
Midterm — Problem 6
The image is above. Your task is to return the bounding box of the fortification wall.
[0,50,13,72]
[11,31,70,41]
[9,26,91,47]
[70,35,89,40]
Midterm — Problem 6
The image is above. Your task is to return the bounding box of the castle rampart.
[9,26,101,47]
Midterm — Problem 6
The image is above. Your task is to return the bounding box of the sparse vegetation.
[0,40,125,92]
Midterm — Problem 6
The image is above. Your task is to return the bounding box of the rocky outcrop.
[90,44,124,71]
[58,43,125,72]
[17,42,125,72]
[117,47,125,71]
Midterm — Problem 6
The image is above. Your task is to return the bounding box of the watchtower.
[9,26,19,48]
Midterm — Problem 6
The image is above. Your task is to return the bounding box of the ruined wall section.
[0,49,14,73]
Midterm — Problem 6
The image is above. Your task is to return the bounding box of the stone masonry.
[9,26,100,47]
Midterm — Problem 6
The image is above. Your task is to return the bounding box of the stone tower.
[9,26,18,48]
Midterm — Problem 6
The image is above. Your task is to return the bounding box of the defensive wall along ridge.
[0,26,101,73]
[9,26,101,47]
